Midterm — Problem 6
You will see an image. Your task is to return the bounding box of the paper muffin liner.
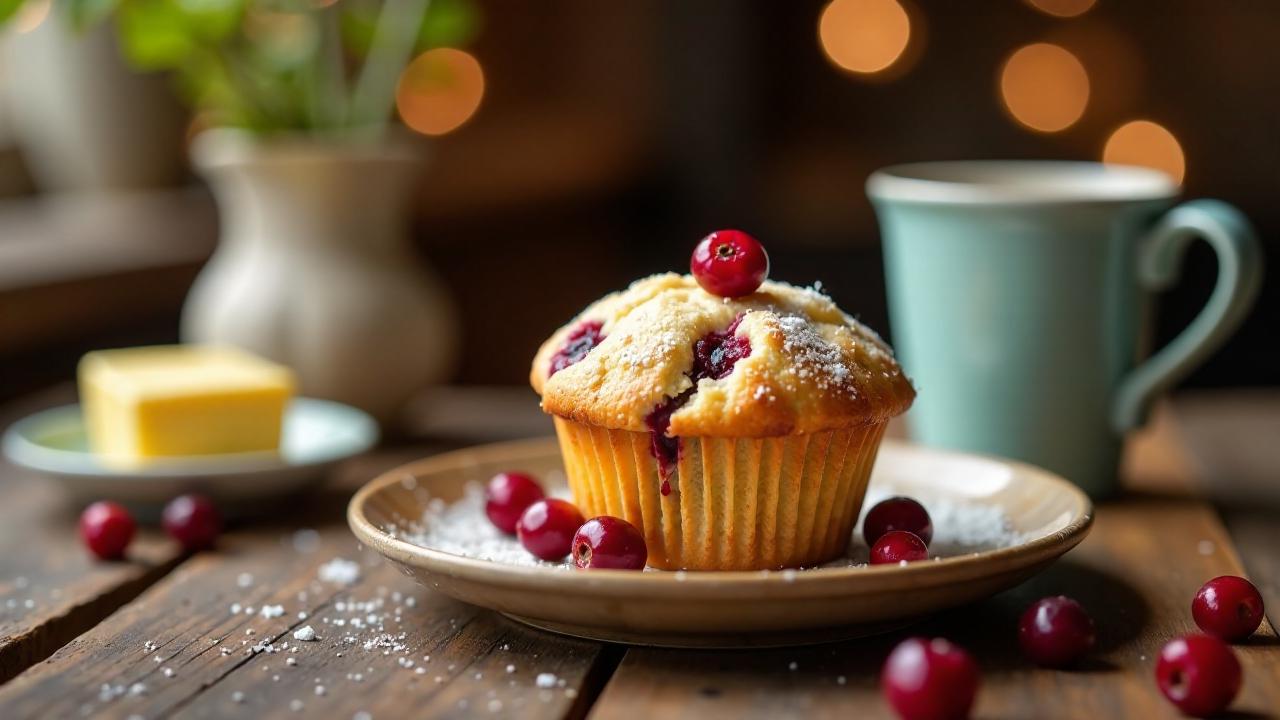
[552,417,888,571]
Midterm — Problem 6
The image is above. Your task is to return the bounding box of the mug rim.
[867,160,1180,205]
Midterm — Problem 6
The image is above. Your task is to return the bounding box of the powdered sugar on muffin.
[531,273,914,437]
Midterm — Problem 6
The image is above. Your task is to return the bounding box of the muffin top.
[530,273,914,437]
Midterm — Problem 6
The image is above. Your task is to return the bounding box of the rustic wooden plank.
[1174,391,1280,639]
[590,409,1280,720]
[0,484,618,720]
[0,462,183,685]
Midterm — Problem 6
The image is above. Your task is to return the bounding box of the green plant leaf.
[338,0,378,57]
[65,0,120,31]
[176,0,242,42]
[116,0,198,69]
[341,0,479,57]
[417,0,478,49]
[0,0,24,25]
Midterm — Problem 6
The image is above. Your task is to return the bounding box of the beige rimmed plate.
[348,438,1092,648]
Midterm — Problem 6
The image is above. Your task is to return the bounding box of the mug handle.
[1112,199,1263,432]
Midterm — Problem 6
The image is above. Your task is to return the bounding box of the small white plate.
[3,398,378,508]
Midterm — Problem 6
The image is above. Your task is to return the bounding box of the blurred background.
[0,0,1276,413]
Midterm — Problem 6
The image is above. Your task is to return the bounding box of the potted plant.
[4,0,480,423]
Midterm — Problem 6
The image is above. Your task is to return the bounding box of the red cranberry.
[161,494,222,551]
[644,315,754,483]
[864,496,934,547]
[645,390,691,482]
[484,472,546,534]
[79,501,136,560]
[881,637,980,720]
[692,314,751,380]
[1192,575,1264,641]
[1155,633,1241,717]
[1018,596,1096,667]
[516,499,585,561]
[690,229,770,298]
[548,320,605,377]
[871,530,929,565]
[573,516,648,570]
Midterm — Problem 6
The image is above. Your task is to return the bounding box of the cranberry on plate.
[1192,575,1265,641]
[1155,633,1241,717]
[881,637,981,720]
[79,500,136,560]
[485,472,546,535]
[1018,595,1096,667]
[864,496,934,547]
[572,516,648,570]
[870,530,929,565]
[162,494,222,551]
[516,499,585,561]
[690,230,770,298]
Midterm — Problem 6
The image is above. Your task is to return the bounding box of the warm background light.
[14,0,51,33]
[396,48,485,137]
[818,0,911,75]
[1023,0,1097,18]
[999,43,1089,132]
[1103,119,1186,184]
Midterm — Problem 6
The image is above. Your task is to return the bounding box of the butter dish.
[2,398,377,508]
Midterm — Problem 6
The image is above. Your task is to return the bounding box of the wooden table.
[0,387,1277,719]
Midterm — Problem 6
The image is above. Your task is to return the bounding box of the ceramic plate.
[3,398,378,508]
[348,438,1092,648]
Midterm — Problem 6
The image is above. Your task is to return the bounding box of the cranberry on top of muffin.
[530,273,915,438]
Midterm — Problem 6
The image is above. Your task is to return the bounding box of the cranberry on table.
[79,501,136,560]
[870,530,929,565]
[690,229,770,298]
[1155,633,1241,717]
[572,516,648,570]
[162,494,222,551]
[864,496,934,547]
[1018,595,1096,667]
[516,499,585,561]
[881,637,980,720]
[1192,575,1265,641]
[484,472,546,535]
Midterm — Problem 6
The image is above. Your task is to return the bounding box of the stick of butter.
[79,345,296,461]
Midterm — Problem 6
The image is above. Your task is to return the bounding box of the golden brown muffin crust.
[531,273,914,437]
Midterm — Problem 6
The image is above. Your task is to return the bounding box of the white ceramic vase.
[2,15,187,192]
[182,130,458,424]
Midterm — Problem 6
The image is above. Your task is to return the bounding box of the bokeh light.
[396,48,485,136]
[818,0,912,75]
[14,0,52,33]
[999,43,1090,133]
[1103,120,1186,184]
[1024,0,1097,18]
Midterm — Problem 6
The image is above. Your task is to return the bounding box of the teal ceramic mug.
[868,161,1262,497]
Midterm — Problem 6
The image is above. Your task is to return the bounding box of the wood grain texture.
[1,386,1277,720]
[0,491,619,720]
[1174,390,1280,645]
[589,410,1280,720]
[0,465,182,684]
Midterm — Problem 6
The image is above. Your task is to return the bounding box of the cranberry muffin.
[530,271,914,571]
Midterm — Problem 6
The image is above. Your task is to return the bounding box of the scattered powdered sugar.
[403,485,574,569]
[402,481,1027,570]
[777,315,854,393]
[293,625,317,642]
[318,558,362,586]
